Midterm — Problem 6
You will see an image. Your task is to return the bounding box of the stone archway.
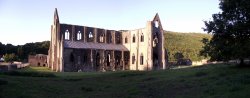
[152,31,161,70]
[115,53,121,70]
[95,52,100,71]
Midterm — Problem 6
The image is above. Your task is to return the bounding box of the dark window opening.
[117,35,121,44]
[110,35,112,43]
[83,55,87,64]
[124,55,128,65]
[132,54,135,64]
[115,55,120,68]
[141,33,144,42]
[107,53,111,66]
[96,53,100,67]
[77,56,81,65]
[70,52,74,62]
[38,62,40,66]
[140,54,143,65]
[125,37,128,43]
[132,34,135,43]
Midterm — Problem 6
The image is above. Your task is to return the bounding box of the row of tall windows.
[132,53,144,65]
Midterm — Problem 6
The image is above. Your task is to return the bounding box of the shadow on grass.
[0,71,56,77]
[81,86,94,92]
[0,79,8,85]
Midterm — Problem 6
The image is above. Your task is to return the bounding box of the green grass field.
[1,64,250,98]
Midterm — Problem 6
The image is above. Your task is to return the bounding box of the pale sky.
[0,0,220,45]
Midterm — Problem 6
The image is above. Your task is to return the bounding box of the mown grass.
[1,64,250,98]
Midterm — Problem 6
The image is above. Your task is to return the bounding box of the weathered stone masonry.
[48,8,167,72]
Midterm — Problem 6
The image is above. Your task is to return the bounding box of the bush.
[3,53,18,62]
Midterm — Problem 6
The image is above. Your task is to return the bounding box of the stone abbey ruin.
[48,8,167,72]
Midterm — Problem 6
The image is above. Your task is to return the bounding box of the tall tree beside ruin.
[202,0,250,66]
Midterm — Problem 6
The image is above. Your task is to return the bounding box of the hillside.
[164,31,212,61]
[1,64,250,98]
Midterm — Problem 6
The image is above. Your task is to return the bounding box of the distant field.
[1,64,250,98]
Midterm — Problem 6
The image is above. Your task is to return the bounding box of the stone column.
[90,49,93,70]
[112,50,115,71]
[122,51,125,70]
[94,28,97,43]
[84,27,86,42]
[71,25,75,41]
[104,30,107,43]
[102,50,105,72]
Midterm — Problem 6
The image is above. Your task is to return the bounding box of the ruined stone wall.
[28,54,47,67]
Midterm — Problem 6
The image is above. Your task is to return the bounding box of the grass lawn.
[1,64,250,98]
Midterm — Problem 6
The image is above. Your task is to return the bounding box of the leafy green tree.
[0,41,50,61]
[202,0,250,66]
[3,53,17,62]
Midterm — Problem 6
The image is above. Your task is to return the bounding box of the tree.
[164,31,211,62]
[202,0,250,66]
[3,53,17,62]
[174,52,184,61]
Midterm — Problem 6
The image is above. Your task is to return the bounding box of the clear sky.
[0,0,220,45]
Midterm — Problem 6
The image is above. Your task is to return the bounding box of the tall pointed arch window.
[65,30,70,40]
[100,34,104,42]
[77,31,82,40]
[125,37,128,43]
[89,32,93,38]
[132,53,135,64]
[117,34,121,44]
[132,34,135,43]
[153,34,158,47]
[154,21,159,28]
[140,53,144,65]
[141,33,144,42]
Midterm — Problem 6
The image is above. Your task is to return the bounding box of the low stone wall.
[192,60,224,66]
[0,65,8,72]
[0,62,29,72]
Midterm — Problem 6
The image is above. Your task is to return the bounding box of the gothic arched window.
[132,34,135,43]
[89,32,93,38]
[153,35,158,47]
[100,34,104,42]
[65,30,70,40]
[125,37,128,43]
[154,21,159,28]
[132,53,135,64]
[140,53,144,65]
[141,33,144,42]
[117,34,121,44]
[77,31,82,40]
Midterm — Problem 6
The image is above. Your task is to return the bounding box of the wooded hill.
[164,31,212,62]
